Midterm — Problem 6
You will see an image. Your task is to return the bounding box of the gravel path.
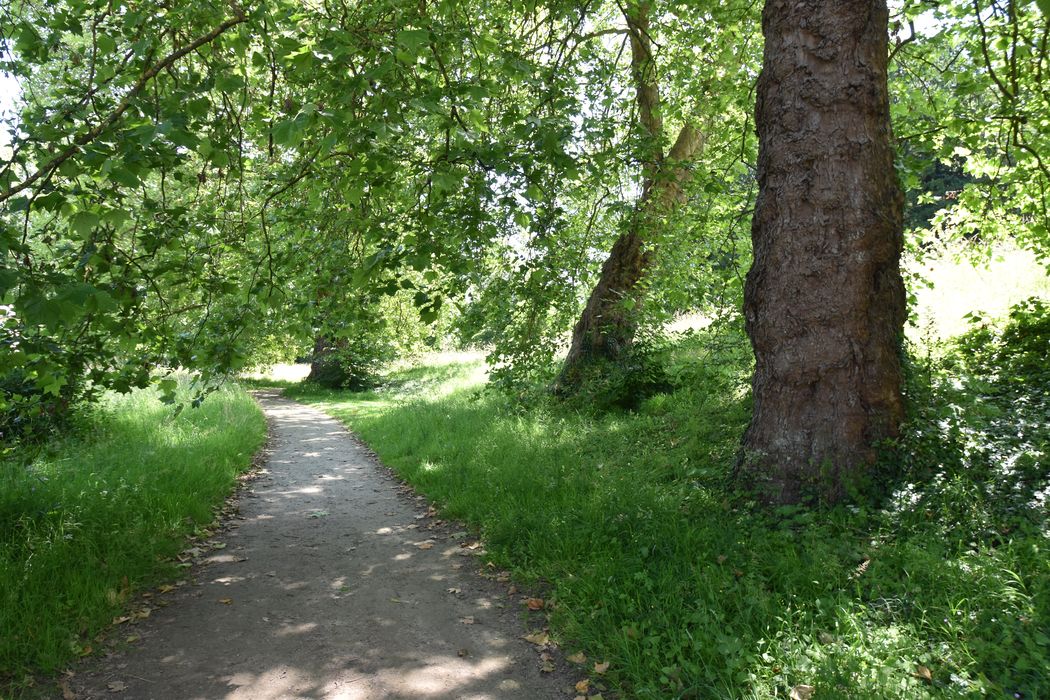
[70,391,567,699]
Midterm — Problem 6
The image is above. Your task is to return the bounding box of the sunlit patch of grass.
[908,240,1050,342]
[0,382,266,686]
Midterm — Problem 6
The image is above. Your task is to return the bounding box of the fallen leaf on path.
[507,585,518,595]
[125,635,139,644]
[459,616,475,625]
[575,679,590,693]
[539,660,555,673]
[157,584,175,594]
[218,598,232,605]
[526,597,545,610]
[523,631,549,646]
[567,652,586,664]
[59,680,75,700]
[417,541,435,550]
[594,661,610,674]
[107,681,127,692]
[112,616,131,625]
[789,685,815,700]
[446,587,461,595]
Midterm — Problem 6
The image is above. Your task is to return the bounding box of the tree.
[737,0,906,504]
[555,1,704,391]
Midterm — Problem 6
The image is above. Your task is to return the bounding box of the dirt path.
[71,391,567,700]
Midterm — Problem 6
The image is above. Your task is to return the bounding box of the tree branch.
[0,7,247,204]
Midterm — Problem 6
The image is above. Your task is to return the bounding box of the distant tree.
[737,0,906,504]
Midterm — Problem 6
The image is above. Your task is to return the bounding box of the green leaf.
[396,29,430,55]
[1038,0,1050,15]
[107,167,140,188]
[0,267,17,295]
[272,119,303,147]
[216,75,245,92]
[71,211,99,237]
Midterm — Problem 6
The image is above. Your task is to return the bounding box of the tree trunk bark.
[555,3,704,391]
[738,0,906,504]
[307,335,351,388]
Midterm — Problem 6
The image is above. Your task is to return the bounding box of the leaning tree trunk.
[556,2,703,391]
[738,0,906,504]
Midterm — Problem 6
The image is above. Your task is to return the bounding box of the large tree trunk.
[556,3,703,391]
[738,0,906,504]
[307,335,351,388]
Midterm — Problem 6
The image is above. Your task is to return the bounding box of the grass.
[284,325,1048,699]
[0,381,266,687]
[906,240,1050,341]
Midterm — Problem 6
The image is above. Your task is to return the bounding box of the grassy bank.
[0,382,266,685]
[286,328,1048,699]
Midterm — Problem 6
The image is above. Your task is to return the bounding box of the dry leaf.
[107,680,127,693]
[417,542,435,550]
[574,679,590,693]
[594,661,610,674]
[567,651,587,664]
[526,597,545,610]
[446,587,461,595]
[78,645,92,657]
[914,665,933,683]
[60,680,75,700]
[539,660,555,673]
[218,598,233,605]
[523,631,549,646]
[460,616,475,625]
[789,685,815,700]
[157,584,174,594]
[124,635,139,644]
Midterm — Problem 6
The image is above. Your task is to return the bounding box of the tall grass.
[288,331,1048,699]
[0,382,266,682]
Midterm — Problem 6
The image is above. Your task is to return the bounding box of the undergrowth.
[0,381,266,688]
[286,307,1048,699]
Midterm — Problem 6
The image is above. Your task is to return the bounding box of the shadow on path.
[71,391,564,700]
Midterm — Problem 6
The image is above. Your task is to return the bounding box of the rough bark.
[307,335,351,388]
[555,4,704,390]
[738,0,906,504]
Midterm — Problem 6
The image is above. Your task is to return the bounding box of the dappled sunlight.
[72,391,551,699]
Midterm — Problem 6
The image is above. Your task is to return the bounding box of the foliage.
[0,379,265,683]
[893,0,1050,262]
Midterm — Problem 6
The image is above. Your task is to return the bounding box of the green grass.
[287,333,1048,699]
[0,381,266,685]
